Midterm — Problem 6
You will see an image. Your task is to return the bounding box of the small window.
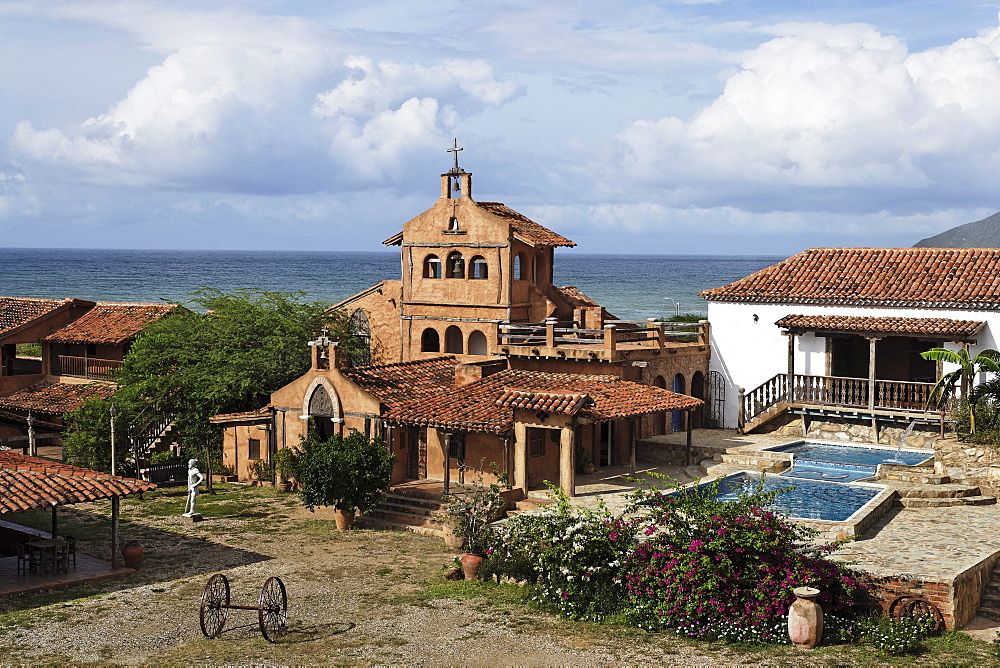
[445,325,463,354]
[447,251,465,279]
[424,255,442,279]
[470,256,488,279]
[448,433,466,459]
[449,217,459,230]
[528,429,545,458]
[421,328,440,352]
[468,330,487,356]
[248,438,261,460]
[514,252,527,280]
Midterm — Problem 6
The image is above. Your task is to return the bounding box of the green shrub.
[618,476,872,640]
[293,430,394,514]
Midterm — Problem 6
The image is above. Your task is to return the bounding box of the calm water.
[716,472,881,522]
[0,248,782,321]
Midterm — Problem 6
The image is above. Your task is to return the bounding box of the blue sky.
[2,0,1000,255]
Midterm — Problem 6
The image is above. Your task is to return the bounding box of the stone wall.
[765,415,946,450]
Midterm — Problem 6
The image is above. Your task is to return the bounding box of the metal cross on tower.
[446,138,463,171]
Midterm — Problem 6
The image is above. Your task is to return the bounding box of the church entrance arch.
[303,378,342,441]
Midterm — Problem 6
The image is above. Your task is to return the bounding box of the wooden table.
[26,538,66,574]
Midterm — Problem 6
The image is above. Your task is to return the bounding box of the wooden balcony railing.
[497,318,707,360]
[741,373,937,426]
[54,355,122,381]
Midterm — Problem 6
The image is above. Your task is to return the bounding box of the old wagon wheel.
[888,595,945,632]
[258,576,288,642]
[200,573,231,638]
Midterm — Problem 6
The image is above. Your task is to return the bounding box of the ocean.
[0,248,782,322]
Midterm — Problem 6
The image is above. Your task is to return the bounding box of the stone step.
[976,604,1000,622]
[684,465,704,479]
[719,452,790,472]
[366,507,443,528]
[899,495,997,508]
[356,515,446,537]
[895,484,982,499]
[378,496,447,514]
[382,492,447,509]
[514,497,553,512]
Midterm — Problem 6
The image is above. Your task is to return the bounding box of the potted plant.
[273,447,298,493]
[442,466,509,579]
[292,430,395,530]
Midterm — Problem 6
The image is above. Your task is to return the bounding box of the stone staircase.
[360,488,450,537]
[976,562,1000,621]
[894,482,996,508]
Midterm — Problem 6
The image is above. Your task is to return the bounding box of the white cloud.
[611,19,1000,209]
[8,7,521,194]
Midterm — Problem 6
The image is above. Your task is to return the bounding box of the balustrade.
[54,355,122,381]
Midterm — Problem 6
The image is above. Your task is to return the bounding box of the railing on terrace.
[740,373,937,427]
[497,318,706,358]
[54,355,122,381]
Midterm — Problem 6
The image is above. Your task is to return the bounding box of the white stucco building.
[700,248,1000,432]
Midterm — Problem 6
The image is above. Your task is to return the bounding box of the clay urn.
[787,586,823,649]
[121,540,144,570]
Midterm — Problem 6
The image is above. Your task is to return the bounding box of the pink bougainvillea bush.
[618,476,873,642]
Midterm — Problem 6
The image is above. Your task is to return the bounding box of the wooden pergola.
[0,451,156,568]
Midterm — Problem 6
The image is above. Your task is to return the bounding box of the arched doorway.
[347,309,371,367]
[468,330,488,356]
[672,373,685,432]
[445,326,463,354]
[653,375,667,434]
[691,371,705,429]
[308,384,338,440]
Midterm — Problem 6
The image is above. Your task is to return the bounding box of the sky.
[3,1,1000,256]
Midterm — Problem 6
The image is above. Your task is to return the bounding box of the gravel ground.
[0,488,769,666]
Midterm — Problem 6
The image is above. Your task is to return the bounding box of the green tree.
[920,347,1000,434]
[63,288,353,472]
[293,431,395,514]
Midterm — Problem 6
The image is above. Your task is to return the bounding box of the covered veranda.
[0,451,156,597]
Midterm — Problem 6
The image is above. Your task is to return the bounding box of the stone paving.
[559,429,1000,633]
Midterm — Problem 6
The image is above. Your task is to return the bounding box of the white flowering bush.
[852,614,935,655]
[481,485,631,621]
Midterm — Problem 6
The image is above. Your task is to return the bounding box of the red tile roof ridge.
[344,355,457,373]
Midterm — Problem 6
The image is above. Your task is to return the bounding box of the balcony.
[53,355,122,381]
[497,319,708,362]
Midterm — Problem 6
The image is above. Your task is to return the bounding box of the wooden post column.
[513,422,528,495]
[559,426,575,497]
[786,332,796,403]
[441,433,451,496]
[867,337,880,412]
[686,409,693,466]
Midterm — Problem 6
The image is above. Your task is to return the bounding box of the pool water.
[766,441,932,483]
[713,472,881,522]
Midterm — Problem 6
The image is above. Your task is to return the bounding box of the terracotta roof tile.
[341,357,459,414]
[0,381,115,415]
[497,389,590,414]
[0,451,156,513]
[699,248,1000,309]
[0,297,77,337]
[476,202,576,247]
[775,314,985,338]
[44,302,175,345]
[383,368,701,433]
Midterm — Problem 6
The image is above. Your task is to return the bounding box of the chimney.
[454,359,507,387]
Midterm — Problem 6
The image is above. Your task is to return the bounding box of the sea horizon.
[0,247,784,321]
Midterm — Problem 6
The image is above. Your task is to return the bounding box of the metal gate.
[704,370,726,429]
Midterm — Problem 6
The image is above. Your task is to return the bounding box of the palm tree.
[920,347,1000,434]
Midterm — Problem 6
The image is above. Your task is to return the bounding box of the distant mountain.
[914,211,1000,247]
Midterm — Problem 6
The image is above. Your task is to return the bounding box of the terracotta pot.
[277,481,293,493]
[334,509,356,530]
[461,553,484,580]
[788,586,823,649]
[121,541,144,570]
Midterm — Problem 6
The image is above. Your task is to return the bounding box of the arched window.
[513,252,526,280]
[468,330,488,356]
[447,252,465,279]
[346,309,371,367]
[470,256,488,280]
[424,254,442,279]
[421,328,440,352]
[445,325,463,353]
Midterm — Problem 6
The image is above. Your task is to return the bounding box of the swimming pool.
[711,472,884,522]
[764,440,933,482]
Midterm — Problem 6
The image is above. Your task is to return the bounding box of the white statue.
[182,458,204,517]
